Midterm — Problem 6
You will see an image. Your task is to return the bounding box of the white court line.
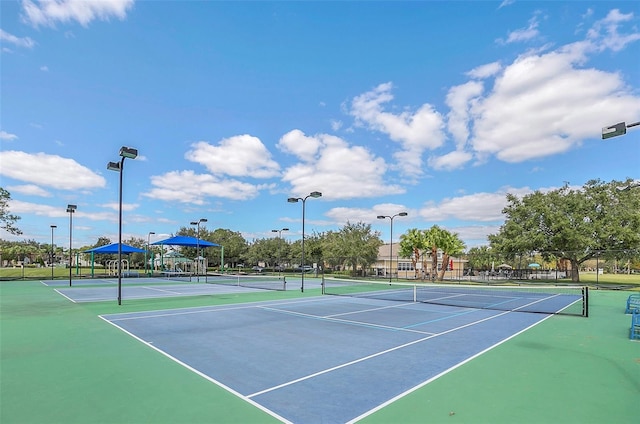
[347,312,555,423]
[99,315,293,424]
[247,306,516,399]
[258,305,437,336]
[53,289,77,303]
[104,296,337,321]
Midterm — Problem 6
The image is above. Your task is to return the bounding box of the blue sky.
[1,0,639,251]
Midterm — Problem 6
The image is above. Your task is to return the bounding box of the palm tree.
[423,226,444,280]
[436,230,466,281]
[399,228,427,279]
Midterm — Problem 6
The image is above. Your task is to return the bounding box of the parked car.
[252,266,264,273]
[274,265,286,272]
[293,265,314,272]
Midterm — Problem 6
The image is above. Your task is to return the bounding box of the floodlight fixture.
[119,146,138,159]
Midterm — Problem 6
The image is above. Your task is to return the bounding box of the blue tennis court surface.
[101,296,555,423]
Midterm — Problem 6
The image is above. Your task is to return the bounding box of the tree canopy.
[0,188,22,235]
[488,178,640,281]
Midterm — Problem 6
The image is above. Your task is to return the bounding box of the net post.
[583,286,589,317]
[321,275,325,294]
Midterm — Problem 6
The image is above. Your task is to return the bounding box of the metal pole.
[377,212,407,283]
[301,198,306,292]
[50,225,56,280]
[389,217,393,283]
[69,211,72,286]
[146,231,155,276]
[288,192,321,293]
[117,157,124,305]
[66,206,76,286]
[196,222,200,282]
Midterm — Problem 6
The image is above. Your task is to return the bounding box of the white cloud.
[501,14,542,44]
[418,187,534,223]
[325,203,412,226]
[185,135,281,178]
[348,82,445,177]
[446,80,485,149]
[279,130,404,200]
[428,150,473,171]
[21,0,135,28]
[8,199,114,221]
[0,130,19,141]
[348,10,640,169]
[466,62,502,79]
[469,46,640,162]
[100,202,139,212]
[587,9,640,52]
[40,65,49,71]
[0,29,35,48]
[277,129,321,162]
[0,151,106,190]
[143,170,263,203]
[6,184,51,197]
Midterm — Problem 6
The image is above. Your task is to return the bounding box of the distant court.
[45,275,322,303]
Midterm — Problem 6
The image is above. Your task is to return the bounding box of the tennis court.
[46,274,305,302]
[101,284,582,423]
[1,279,637,424]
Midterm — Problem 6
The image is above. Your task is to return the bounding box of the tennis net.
[205,273,286,291]
[322,277,588,317]
[159,271,193,283]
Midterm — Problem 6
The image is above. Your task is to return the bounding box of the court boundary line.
[247,301,542,399]
[259,304,438,336]
[101,295,558,422]
[99,315,293,424]
[347,312,555,423]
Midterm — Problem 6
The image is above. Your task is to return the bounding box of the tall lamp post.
[287,191,322,292]
[377,212,408,283]
[271,227,289,275]
[50,225,57,280]
[190,218,207,282]
[146,231,155,276]
[66,205,77,286]
[107,146,138,305]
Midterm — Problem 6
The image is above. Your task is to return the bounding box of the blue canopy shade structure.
[151,235,220,247]
[84,243,146,254]
[528,263,541,268]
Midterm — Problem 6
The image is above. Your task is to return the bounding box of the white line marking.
[98,315,293,424]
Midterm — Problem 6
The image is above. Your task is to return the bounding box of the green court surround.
[1,280,637,423]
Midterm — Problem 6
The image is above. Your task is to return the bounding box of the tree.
[488,178,640,282]
[321,222,382,276]
[209,228,248,268]
[435,230,466,281]
[423,226,443,280]
[0,188,22,235]
[399,228,427,279]
[466,246,494,271]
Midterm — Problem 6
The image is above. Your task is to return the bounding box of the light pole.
[66,205,77,286]
[146,231,155,276]
[190,218,207,282]
[107,146,138,305]
[377,212,408,283]
[50,225,57,280]
[602,121,640,139]
[288,191,322,292]
[271,228,289,274]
